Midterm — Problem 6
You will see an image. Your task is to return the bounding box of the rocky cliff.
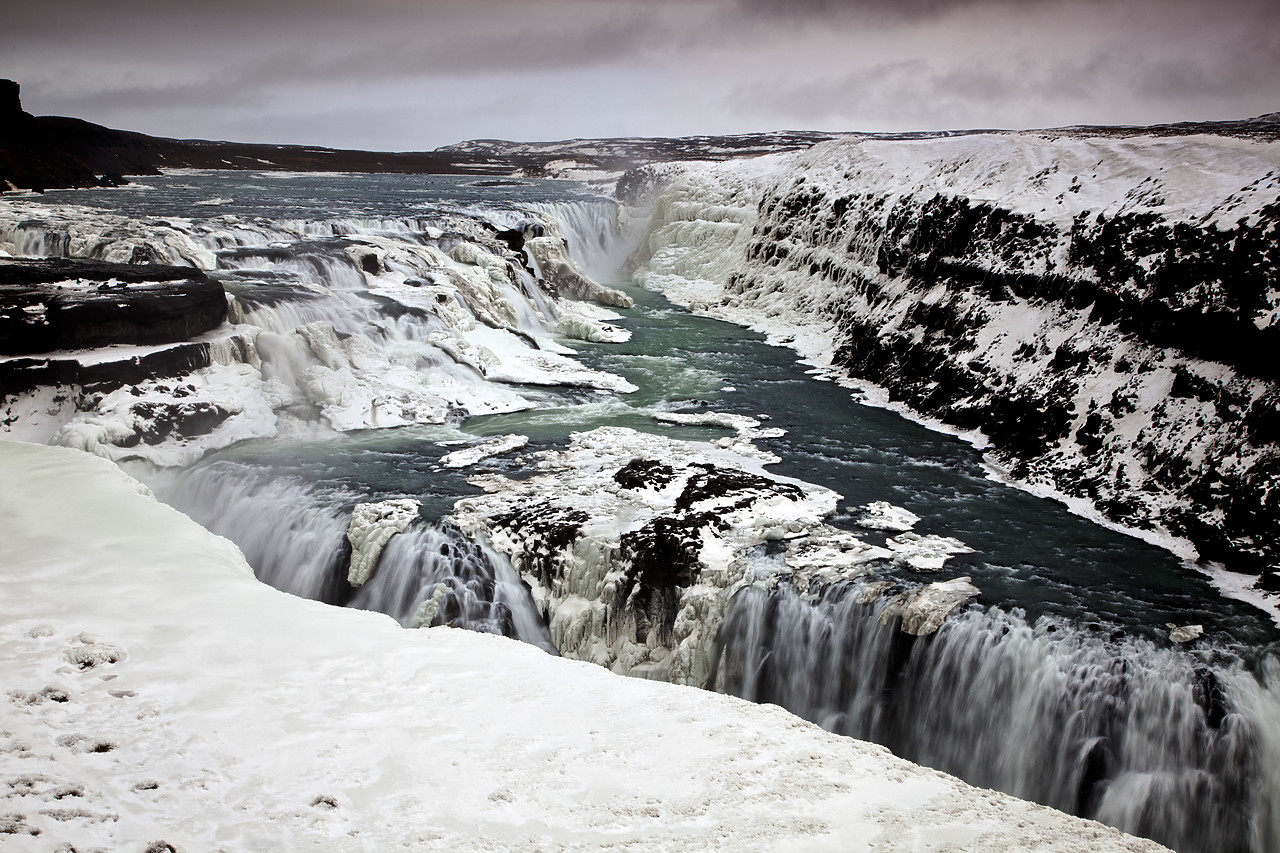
[632,126,1280,592]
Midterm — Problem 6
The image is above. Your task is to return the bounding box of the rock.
[439,434,529,469]
[0,258,225,356]
[857,501,921,532]
[0,79,21,118]
[893,577,982,636]
[450,426,975,684]
[1168,624,1204,643]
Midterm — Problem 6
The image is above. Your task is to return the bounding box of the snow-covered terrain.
[0,440,1170,852]
[631,131,1280,602]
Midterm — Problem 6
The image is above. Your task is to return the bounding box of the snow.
[856,501,921,532]
[886,533,976,573]
[0,441,1168,851]
[345,499,421,586]
[439,434,530,469]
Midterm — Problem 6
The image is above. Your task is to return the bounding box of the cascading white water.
[710,579,1279,853]
[526,200,640,283]
[348,524,556,651]
[162,461,355,604]
[162,459,554,650]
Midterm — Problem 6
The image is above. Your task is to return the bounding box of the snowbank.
[0,441,1166,851]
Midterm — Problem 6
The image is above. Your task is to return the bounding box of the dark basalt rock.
[489,500,589,590]
[619,464,806,646]
[116,399,233,447]
[613,458,678,490]
[0,341,218,403]
[0,258,226,356]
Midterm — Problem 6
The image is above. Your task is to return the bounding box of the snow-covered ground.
[0,440,1168,851]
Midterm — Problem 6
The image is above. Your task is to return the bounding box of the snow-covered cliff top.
[0,440,1166,851]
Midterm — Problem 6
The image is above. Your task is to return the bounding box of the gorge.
[3,117,1279,852]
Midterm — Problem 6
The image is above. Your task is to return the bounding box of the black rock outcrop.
[0,258,226,356]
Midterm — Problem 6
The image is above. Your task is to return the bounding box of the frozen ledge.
[0,441,1168,852]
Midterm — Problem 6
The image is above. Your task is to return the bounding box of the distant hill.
[0,80,843,192]
[2,78,1277,192]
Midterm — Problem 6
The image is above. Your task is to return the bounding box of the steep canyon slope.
[633,127,1280,596]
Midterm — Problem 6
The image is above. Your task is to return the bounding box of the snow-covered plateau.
[630,130,1280,596]
[0,440,1169,852]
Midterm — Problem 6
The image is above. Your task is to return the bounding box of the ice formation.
[449,425,978,686]
[856,500,921,532]
[345,498,421,586]
[439,433,530,469]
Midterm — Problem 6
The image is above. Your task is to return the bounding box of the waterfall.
[527,199,640,283]
[161,461,354,603]
[710,580,1280,853]
[162,460,554,650]
[348,524,556,651]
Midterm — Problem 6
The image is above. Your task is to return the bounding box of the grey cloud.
[5,0,1276,148]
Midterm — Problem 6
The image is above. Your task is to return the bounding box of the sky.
[4,0,1277,151]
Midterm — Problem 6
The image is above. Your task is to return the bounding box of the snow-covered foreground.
[0,441,1167,852]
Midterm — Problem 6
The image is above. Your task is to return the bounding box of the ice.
[856,501,921,532]
[886,577,983,637]
[0,441,1168,850]
[439,434,529,469]
[1167,624,1205,643]
[346,499,421,587]
[885,532,975,572]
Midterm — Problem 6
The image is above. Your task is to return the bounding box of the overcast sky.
[5,0,1277,151]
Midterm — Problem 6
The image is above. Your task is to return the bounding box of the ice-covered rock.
[1168,623,1205,643]
[439,434,529,469]
[885,532,975,572]
[449,426,976,685]
[346,499,421,587]
[887,577,982,637]
[856,500,921,532]
[524,235,633,308]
